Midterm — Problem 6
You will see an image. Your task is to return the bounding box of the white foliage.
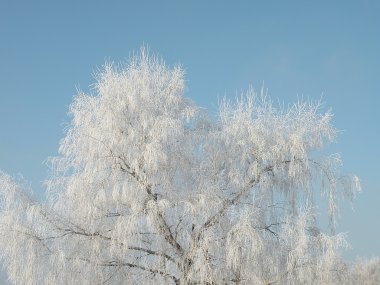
[0,48,365,284]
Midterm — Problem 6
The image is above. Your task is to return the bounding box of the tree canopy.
[1,49,375,285]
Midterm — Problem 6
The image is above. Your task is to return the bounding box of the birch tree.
[0,49,362,284]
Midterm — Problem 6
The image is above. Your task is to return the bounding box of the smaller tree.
[349,258,380,284]
[0,49,361,284]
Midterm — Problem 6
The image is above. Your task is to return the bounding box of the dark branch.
[116,155,184,256]
[100,260,180,285]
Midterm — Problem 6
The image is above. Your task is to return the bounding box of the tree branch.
[116,155,184,256]
[100,260,180,285]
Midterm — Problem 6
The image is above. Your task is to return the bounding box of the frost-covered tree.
[0,49,362,284]
[348,258,380,285]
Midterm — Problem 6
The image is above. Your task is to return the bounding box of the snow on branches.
[0,48,364,285]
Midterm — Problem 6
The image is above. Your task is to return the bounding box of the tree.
[0,48,362,285]
[349,258,380,285]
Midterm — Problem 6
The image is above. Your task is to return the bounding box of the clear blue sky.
[0,0,379,273]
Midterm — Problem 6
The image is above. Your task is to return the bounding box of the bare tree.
[0,48,362,284]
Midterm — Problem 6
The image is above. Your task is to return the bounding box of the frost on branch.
[0,49,364,284]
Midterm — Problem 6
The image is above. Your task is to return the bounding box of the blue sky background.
[0,1,379,281]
